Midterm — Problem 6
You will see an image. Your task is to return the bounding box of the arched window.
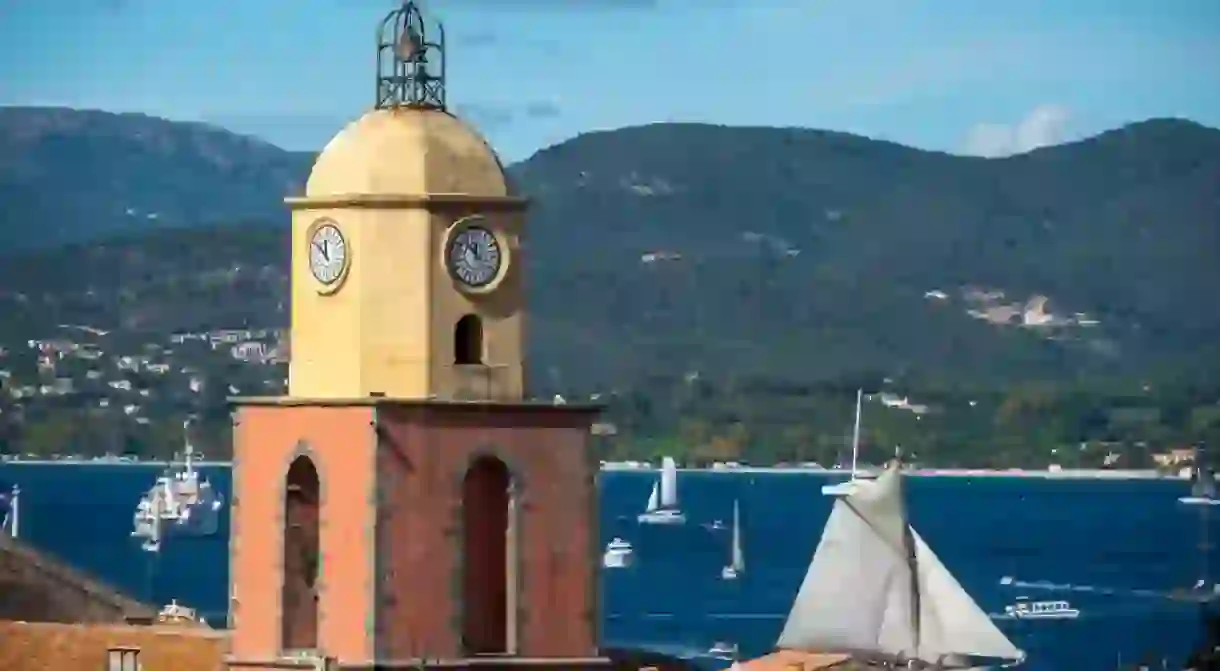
[281,455,320,652]
[461,455,517,655]
[454,314,483,365]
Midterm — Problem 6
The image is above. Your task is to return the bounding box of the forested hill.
[1,108,1219,464]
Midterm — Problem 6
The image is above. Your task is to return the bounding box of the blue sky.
[1,0,1218,161]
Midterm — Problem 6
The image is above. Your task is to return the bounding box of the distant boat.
[0,483,19,538]
[821,389,875,496]
[637,456,685,525]
[721,499,745,581]
[602,537,634,569]
[707,641,739,658]
[1179,445,1219,505]
[737,463,1025,669]
[131,420,225,551]
[1003,597,1080,620]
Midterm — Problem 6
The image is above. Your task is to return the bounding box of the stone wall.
[0,621,227,671]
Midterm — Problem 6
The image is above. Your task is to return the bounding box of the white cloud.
[962,104,1072,157]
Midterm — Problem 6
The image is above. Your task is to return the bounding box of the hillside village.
[0,325,288,459]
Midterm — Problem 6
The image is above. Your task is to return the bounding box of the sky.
[1,0,1218,161]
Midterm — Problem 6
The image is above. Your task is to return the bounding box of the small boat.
[1179,445,1219,506]
[735,462,1025,669]
[822,389,875,496]
[1004,596,1080,620]
[721,499,745,581]
[602,537,634,569]
[156,599,206,627]
[637,456,686,525]
[708,641,739,658]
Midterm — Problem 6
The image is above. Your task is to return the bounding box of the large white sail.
[777,464,1022,665]
[660,456,679,508]
[644,483,660,513]
[778,465,916,654]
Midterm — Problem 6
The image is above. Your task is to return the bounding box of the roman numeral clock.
[444,217,505,291]
[307,218,350,294]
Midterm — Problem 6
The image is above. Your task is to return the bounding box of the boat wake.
[998,575,1196,601]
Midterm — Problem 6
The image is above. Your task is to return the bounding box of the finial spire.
[375,1,447,110]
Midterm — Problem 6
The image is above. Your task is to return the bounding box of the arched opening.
[281,455,320,652]
[454,314,483,365]
[461,455,518,655]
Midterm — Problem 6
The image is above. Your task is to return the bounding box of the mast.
[8,485,18,538]
[182,418,195,475]
[850,388,863,478]
[731,499,744,570]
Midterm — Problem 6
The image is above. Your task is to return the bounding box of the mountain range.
[2,106,1219,392]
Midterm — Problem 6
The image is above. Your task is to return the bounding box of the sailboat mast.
[850,388,863,477]
[183,418,194,473]
[9,485,18,539]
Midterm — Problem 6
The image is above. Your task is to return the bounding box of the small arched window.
[454,314,483,365]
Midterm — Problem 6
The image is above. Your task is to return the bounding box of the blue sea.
[2,462,1217,671]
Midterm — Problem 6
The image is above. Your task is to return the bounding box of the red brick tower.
[224,3,609,669]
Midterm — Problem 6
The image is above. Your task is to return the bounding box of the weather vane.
[375,1,446,110]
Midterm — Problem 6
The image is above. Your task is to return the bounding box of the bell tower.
[225,4,613,670]
[286,0,526,402]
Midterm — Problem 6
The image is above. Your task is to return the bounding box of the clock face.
[446,225,502,288]
[308,221,348,286]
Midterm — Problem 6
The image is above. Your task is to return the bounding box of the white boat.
[721,499,745,581]
[822,389,875,496]
[637,456,685,524]
[132,420,226,551]
[750,462,1025,669]
[708,641,739,658]
[1003,597,1079,620]
[156,599,204,626]
[1179,447,1218,505]
[1,484,19,539]
[602,537,634,569]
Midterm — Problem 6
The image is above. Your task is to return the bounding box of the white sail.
[778,465,915,653]
[911,530,1024,660]
[730,499,745,571]
[644,483,659,513]
[777,464,1022,664]
[660,456,679,508]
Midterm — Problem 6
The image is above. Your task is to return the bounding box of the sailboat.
[721,499,745,580]
[734,463,1025,670]
[1179,445,1219,506]
[822,389,875,496]
[638,456,685,524]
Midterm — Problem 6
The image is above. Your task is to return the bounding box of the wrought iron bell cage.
[375,1,447,110]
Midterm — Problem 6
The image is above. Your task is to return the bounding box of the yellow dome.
[305,107,509,198]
